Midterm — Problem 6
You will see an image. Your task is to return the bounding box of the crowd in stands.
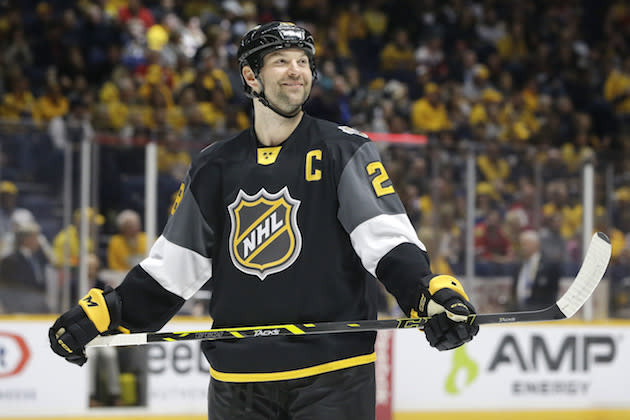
[1,0,630,318]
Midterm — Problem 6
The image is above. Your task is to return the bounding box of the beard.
[261,77,311,115]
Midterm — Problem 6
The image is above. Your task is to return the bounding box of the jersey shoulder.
[307,117,380,169]
[309,117,372,149]
[195,130,249,163]
[190,130,249,174]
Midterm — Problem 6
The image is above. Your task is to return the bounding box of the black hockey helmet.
[237,21,317,97]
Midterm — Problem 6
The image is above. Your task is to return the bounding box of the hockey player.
[49,22,479,419]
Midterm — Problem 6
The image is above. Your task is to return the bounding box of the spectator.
[410,82,451,133]
[107,209,147,271]
[476,141,511,186]
[475,208,514,275]
[52,207,105,302]
[540,212,569,270]
[604,55,630,132]
[157,130,191,182]
[0,181,32,239]
[510,229,561,311]
[35,81,69,124]
[1,206,54,262]
[0,221,49,313]
[3,27,33,70]
[118,0,155,32]
[463,63,493,102]
[1,74,36,122]
[380,28,415,83]
[542,180,580,239]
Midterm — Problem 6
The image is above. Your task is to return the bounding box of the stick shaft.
[87,232,611,348]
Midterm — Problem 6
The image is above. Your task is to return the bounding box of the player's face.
[258,49,312,114]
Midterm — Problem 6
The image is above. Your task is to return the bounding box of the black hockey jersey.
[115,114,432,382]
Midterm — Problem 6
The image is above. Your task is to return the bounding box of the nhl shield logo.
[228,187,302,280]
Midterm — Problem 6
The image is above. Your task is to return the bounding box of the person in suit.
[0,221,49,313]
[511,229,562,311]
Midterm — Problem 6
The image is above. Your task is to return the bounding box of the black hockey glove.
[412,275,479,351]
[49,286,122,366]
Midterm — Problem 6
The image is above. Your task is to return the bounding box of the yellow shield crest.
[228,187,302,280]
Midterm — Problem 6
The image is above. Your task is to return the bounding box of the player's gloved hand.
[412,274,479,351]
[49,286,122,366]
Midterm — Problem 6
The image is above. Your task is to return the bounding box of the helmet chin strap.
[251,90,302,119]
[250,77,305,119]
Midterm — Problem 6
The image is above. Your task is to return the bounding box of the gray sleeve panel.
[162,171,215,258]
[337,142,407,233]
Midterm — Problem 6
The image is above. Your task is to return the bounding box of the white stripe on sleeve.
[349,214,425,277]
[139,235,212,300]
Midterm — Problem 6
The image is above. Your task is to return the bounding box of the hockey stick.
[87,232,611,348]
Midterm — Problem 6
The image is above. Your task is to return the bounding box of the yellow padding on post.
[428,275,469,300]
[78,288,110,333]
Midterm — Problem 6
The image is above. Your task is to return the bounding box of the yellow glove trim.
[78,288,111,333]
[428,275,470,301]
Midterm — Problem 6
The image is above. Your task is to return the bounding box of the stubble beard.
[266,79,311,115]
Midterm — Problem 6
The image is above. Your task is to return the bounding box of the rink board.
[1,316,630,418]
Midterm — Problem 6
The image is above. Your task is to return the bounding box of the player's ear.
[242,66,260,93]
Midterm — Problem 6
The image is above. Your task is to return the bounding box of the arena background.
[1,0,630,419]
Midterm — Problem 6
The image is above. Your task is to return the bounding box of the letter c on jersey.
[305,149,322,181]
[227,187,303,280]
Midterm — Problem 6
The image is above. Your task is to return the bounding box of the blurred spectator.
[107,209,147,271]
[35,81,69,125]
[510,229,561,311]
[380,28,415,83]
[119,0,155,32]
[540,212,568,266]
[3,27,33,70]
[604,55,630,132]
[476,141,510,187]
[542,180,580,239]
[497,20,529,66]
[336,2,369,62]
[476,7,506,48]
[0,221,50,313]
[52,207,105,303]
[474,181,500,224]
[53,207,104,267]
[410,82,451,133]
[1,75,36,122]
[0,181,32,238]
[1,206,54,263]
[507,177,536,229]
[157,131,191,182]
[475,208,514,275]
[541,147,570,182]
[463,64,493,102]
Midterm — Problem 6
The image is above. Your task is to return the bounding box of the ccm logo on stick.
[0,332,31,378]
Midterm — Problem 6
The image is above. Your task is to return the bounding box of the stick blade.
[556,232,611,319]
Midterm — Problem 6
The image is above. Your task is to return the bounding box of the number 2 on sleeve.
[366,161,395,197]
